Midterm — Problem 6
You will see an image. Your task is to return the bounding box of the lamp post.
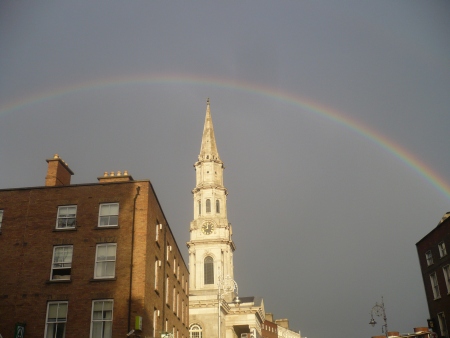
[369,297,388,337]
[218,275,240,338]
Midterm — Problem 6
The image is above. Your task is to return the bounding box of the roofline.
[416,217,450,246]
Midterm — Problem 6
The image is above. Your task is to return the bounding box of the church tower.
[187,98,236,297]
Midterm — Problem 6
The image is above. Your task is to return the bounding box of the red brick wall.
[0,180,189,338]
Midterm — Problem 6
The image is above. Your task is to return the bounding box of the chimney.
[98,170,134,183]
[45,154,74,186]
[275,319,289,329]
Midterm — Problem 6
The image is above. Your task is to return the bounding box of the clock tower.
[187,98,236,297]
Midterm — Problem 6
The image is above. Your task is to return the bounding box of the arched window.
[216,200,220,213]
[204,256,214,284]
[206,199,211,213]
[189,324,202,338]
[198,200,201,215]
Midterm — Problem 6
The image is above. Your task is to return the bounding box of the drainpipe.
[128,186,141,332]
[161,221,168,334]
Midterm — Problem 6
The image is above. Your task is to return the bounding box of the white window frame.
[51,245,73,280]
[153,308,159,338]
[189,324,202,338]
[155,259,160,290]
[172,286,176,310]
[166,276,169,304]
[45,301,68,338]
[94,243,117,279]
[443,265,450,294]
[439,242,447,258]
[430,272,441,299]
[56,205,77,229]
[156,223,160,242]
[438,312,449,338]
[98,203,119,227]
[426,250,434,266]
[90,300,113,338]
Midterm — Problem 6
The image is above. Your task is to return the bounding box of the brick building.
[0,155,189,338]
[416,212,450,338]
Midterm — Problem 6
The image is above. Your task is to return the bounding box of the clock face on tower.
[201,221,214,235]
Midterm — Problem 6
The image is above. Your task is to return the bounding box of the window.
[189,324,202,338]
[95,244,117,279]
[153,308,159,338]
[156,223,161,242]
[182,300,184,323]
[166,276,169,304]
[438,312,449,338]
[98,203,119,227]
[443,265,450,294]
[206,199,211,213]
[91,300,113,338]
[430,272,441,299]
[198,201,201,215]
[439,242,447,258]
[51,246,73,280]
[173,286,176,310]
[155,259,160,290]
[216,200,220,213]
[426,250,433,266]
[45,301,68,338]
[204,256,214,285]
[56,206,76,229]
[0,209,3,230]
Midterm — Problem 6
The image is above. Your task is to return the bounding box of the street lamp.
[369,297,388,337]
[218,275,240,338]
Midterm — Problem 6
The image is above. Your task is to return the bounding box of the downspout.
[128,186,141,332]
[161,221,168,334]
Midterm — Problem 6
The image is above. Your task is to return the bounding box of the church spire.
[199,98,221,163]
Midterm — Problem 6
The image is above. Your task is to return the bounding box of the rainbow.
[2,73,450,201]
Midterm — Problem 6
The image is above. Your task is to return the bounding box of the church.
[187,100,301,338]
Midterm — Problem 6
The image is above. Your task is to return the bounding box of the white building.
[187,99,265,338]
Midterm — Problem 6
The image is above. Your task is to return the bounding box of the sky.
[1,1,450,337]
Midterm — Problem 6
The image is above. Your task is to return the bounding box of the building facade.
[416,212,450,338]
[0,155,189,338]
[187,100,265,338]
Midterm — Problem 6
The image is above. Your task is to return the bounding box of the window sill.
[89,277,117,282]
[53,228,77,232]
[47,279,71,284]
[94,226,119,230]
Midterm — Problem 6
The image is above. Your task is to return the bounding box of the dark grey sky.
[1,1,450,337]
